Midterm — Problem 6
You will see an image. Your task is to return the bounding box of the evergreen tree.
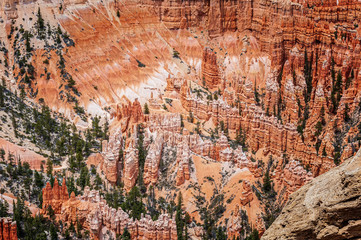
[46,158,53,176]
[50,223,58,240]
[122,186,145,220]
[144,103,150,114]
[0,200,9,217]
[176,193,185,240]
[121,228,131,240]
[0,83,4,107]
[263,169,272,193]
[315,121,323,137]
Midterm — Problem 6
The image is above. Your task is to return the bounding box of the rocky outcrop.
[177,81,241,130]
[60,187,177,239]
[240,180,254,206]
[101,128,123,184]
[0,138,46,170]
[274,160,313,200]
[123,143,139,191]
[227,205,242,239]
[2,0,18,19]
[263,148,361,240]
[41,178,69,214]
[113,99,145,132]
[175,142,191,186]
[0,217,17,240]
[148,0,238,37]
[40,182,178,239]
[143,133,164,185]
[148,113,182,133]
[201,48,220,88]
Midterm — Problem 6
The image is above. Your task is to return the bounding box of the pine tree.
[121,228,131,240]
[0,83,4,107]
[263,170,272,193]
[0,200,9,217]
[176,193,185,240]
[46,158,53,176]
[144,103,150,114]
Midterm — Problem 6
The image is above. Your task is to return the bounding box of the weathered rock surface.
[0,138,46,170]
[41,178,69,214]
[113,98,145,132]
[240,180,254,206]
[263,148,361,240]
[42,185,177,239]
[123,142,139,191]
[0,217,17,240]
[143,132,164,185]
[201,47,220,88]
[101,128,123,184]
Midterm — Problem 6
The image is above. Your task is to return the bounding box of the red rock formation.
[2,0,18,19]
[274,160,313,200]
[60,187,177,239]
[255,214,266,237]
[143,133,164,185]
[100,128,123,184]
[175,142,191,186]
[0,138,46,170]
[240,180,254,206]
[201,48,220,88]
[113,99,145,132]
[148,113,182,133]
[227,206,242,239]
[165,75,184,93]
[177,81,241,130]
[123,143,139,191]
[41,178,69,214]
[0,218,17,240]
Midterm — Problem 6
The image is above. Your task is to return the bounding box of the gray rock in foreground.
[262,149,361,240]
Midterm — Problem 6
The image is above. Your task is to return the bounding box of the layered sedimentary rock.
[175,142,191,186]
[263,148,361,240]
[157,0,361,177]
[41,178,69,214]
[0,138,46,170]
[227,206,242,239]
[0,217,17,240]
[147,0,238,37]
[274,160,313,200]
[201,48,220,88]
[2,0,18,19]
[42,186,178,239]
[143,133,164,185]
[148,113,182,133]
[112,99,145,132]
[177,81,241,130]
[101,129,123,184]
[240,180,254,206]
[123,143,139,191]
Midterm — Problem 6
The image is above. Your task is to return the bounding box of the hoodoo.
[0,0,360,239]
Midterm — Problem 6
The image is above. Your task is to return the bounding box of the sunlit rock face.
[3,0,361,239]
[0,217,18,240]
[41,184,177,239]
